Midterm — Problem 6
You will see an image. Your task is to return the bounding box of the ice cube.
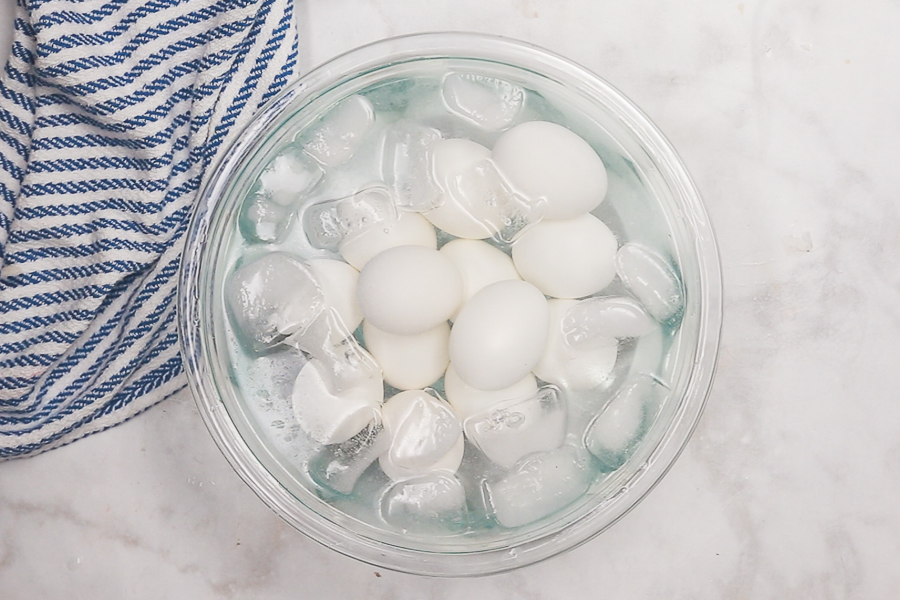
[486,445,592,528]
[301,186,399,251]
[308,421,391,494]
[240,194,292,243]
[380,472,468,533]
[448,159,545,243]
[535,299,618,392]
[441,73,525,131]
[291,357,384,445]
[301,95,375,167]
[258,146,323,206]
[379,390,464,481]
[614,244,684,324]
[382,119,443,212]
[464,386,566,469]
[562,296,657,351]
[584,376,651,471]
[384,390,462,470]
[285,306,381,395]
[225,252,324,353]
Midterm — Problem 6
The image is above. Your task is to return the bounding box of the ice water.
[218,67,687,545]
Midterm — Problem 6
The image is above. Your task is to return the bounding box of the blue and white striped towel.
[0,0,298,458]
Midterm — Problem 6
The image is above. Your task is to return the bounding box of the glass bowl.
[178,32,722,576]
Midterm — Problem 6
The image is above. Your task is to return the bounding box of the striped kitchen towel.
[0,0,298,458]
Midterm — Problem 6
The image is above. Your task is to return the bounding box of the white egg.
[357,245,463,335]
[534,299,618,391]
[439,239,521,320]
[306,258,363,331]
[512,213,617,299]
[492,121,608,221]
[423,138,494,239]
[362,321,450,390]
[339,210,437,270]
[292,359,384,445]
[449,280,549,391]
[379,390,464,480]
[444,363,538,421]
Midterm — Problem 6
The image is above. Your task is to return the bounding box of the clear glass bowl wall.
[178,33,721,577]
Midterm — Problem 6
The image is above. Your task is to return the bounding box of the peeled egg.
[512,213,617,299]
[449,280,550,391]
[534,299,618,391]
[357,245,463,335]
[292,359,383,445]
[423,139,494,239]
[439,239,521,320]
[492,121,608,220]
[379,390,465,481]
[340,210,437,270]
[444,363,538,421]
[306,258,363,331]
[362,321,450,390]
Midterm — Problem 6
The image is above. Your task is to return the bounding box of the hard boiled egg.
[340,210,437,270]
[439,239,521,320]
[512,213,617,299]
[362,321,450,390]
[492,121,607,220]
[357,245,463,335]
[449,280,549,391]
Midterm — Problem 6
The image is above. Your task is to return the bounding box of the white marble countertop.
[3,0,900,597]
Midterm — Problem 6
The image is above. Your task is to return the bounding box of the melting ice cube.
[379,390,464,481]
[583,376,652,471]
[535,299,618,392]
[486,445,592,528]
[464,386,566,470]
[301,95,375,167]
[447,159,545,243]
[380,472,468,533]
[291,358,383,445]
[308,421,391,494]
[240,195,292,243]
[302,186,398,251]
[258,146,323,206]
[441,73,525,131]
[285,306,381,395]
[614,244,685,324]
[225,252,325,353]
[562,296,657,351]
[382,119,443,212]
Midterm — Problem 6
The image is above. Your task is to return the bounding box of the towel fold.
[0,0,298,458]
